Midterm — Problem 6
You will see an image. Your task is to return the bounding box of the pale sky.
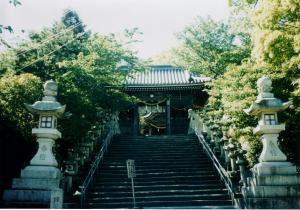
[0,0,230,59]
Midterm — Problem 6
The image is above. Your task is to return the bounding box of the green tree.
[0,9,144,196]
[152,17,251,78]
[0,73,42,139]
[176,16,251,77]
[204,0,300,165]
[14,22,88,79]
[56,33,142,142]
[61,9,90,40]
[0,73,41,196]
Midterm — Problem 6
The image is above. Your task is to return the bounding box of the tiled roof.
[124,65,210,87]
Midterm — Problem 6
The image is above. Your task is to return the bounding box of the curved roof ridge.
[124,65,211,87]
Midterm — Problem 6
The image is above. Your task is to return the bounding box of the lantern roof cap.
[25,101,66,116]
[25,80,66,117]
[244,76,290,116]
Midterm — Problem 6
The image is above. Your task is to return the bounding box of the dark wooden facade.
[119,65,210,136]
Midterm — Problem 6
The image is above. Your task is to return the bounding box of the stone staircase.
[85,135,234,208]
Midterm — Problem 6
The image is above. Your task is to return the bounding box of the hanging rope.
[139,98,168,106]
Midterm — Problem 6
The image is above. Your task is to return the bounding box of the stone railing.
[62,112,120,208]
[188,110,247,208]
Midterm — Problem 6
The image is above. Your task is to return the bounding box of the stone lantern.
[24,80,66,167]
[3,80,66,208]
[242,76,300,209]
[244,76,291,173]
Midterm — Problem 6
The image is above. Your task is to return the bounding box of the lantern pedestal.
[30,128,61,166]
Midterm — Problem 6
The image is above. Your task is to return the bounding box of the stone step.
[106,153,204,158]
[111,145,199,148]
[87,189,229,199]
[98,167,214,173]
[111,140,200,145]
[105,152,206,157]
[84,135,233,209]
[89,183,225,191]
[109,142,199,146]
[100,163,212,169]
[87,199,233,208]
[88,193,230,203]
[111,144,199,148]
[95,176,219,183]
[102,160,210,166]
[94,175,220,185]
[106,150,204,155]
[93,179,222,187]
[104,155,206,160]
[97,171,215,178]
[103,158,210,163]
[99,164,213,170]
[113,140,197,144]
[116,135,192,139]
[113,139,197,142]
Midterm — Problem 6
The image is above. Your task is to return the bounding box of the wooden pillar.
[166,99,171,135]
[133,104,139,136]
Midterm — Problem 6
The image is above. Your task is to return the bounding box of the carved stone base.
[244,197,300,209]
[3,165,63,208]
[21,165,62,179]
[243,185,300,197]
[253,162,297,176]
[242,161,300,209]
[3,188,63,208]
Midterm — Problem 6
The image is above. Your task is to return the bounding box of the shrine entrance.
[119,65,210,136]
[139,104,167,136]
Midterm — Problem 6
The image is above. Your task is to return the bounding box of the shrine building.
[119,65,210,136]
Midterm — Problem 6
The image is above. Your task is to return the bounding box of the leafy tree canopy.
[0,9,145,167]
[152,16,251,78]
[204,0,300,165]
[156,0,300,166]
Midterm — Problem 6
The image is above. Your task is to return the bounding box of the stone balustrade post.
[74,151,82,167]
[202,115,209,138]
[236,144,247,188]
[76,149,85,166]
[63,149,79,193]
[213,130,219,153]
[223,140,231,171]
[204,122,212,142]
[219,134,228,163]
[79,143,90,164]
[227,141,239,178]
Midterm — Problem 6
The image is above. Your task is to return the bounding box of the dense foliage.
[152,16,251,78]
[153,0,300,166]
[211,0,300,166]
[0,9,144,195]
